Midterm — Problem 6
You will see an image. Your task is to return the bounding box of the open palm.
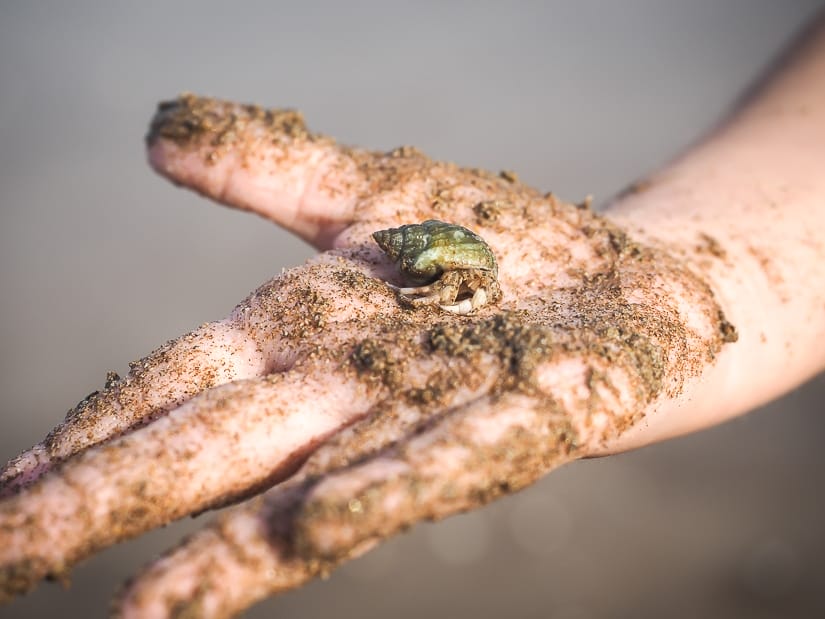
[0,95,734,618]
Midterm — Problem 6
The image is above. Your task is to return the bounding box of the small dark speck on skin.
[696,232,728,261]
[167,582,208,619]
[499,170,519,184]
[747,244,790,303]
[615,179,653,201]
[577,195,594,210]
[474,200,509,224]
[0,557,53,602]
[719,318,739,343]
[105,371,121,390]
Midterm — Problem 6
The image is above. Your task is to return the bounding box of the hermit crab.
[372,220,502,314]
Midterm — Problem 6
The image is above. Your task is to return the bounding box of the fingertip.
[145,93,314,189]
[146,93,311,152]
[0,444,50,499]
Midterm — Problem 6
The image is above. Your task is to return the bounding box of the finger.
[113,340,516,617]
[0,365,374,601]
[0,320,266,497]
[148,94,370,249]
[112,397,480,619]
[0,252,396,498]
[114,493,323,619]
[3,320,504,603]
[114,392,576,619]
[290,302,699,561]
[294,391,576,560]
[112,313,640,616]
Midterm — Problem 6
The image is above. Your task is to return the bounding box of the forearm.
[604,15,825,449]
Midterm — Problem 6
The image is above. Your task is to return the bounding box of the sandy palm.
[0,94,734,618]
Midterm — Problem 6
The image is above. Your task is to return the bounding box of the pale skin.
[2,15,825,619]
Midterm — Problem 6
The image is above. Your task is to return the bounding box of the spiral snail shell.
[372,220,500,314]
[372,220,497,283]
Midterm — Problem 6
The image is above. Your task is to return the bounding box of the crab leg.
[440,287,488,315]
[396,283,437,294]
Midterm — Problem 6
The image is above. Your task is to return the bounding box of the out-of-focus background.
[2,1,824,617]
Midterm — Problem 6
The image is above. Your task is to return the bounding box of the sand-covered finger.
[0,366,374,601]
[295,392,577,560]
[112,491,330,619]
[0,320,265,497]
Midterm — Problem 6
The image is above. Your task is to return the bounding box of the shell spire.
[372,228,404,261]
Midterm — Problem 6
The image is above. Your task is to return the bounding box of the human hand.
[0,94,736,616]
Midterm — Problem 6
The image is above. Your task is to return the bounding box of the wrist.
[599,127,825,450]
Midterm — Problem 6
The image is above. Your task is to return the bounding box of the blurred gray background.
[2,1,825,617]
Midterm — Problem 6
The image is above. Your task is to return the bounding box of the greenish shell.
[372,220,497,284]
